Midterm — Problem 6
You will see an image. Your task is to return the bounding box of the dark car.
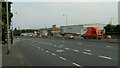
[64,34,74,39]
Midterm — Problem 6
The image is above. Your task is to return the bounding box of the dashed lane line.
[57,50,65,52]
[77,43,82,45]
[50,44,52,46]
[59,57,66,61]
[72,63,82,67]
[54,45,56,47]
[60,45,64,46]
[73,50,79,52]
[106,46,112,48]
[51,53,56,56]
[99,56,112,60]
[84,49,91,52]
[58,46,62,48]
[83,52,92,55]
[46,51,49,53]
[38,47,40,49]
[65,48,70,50]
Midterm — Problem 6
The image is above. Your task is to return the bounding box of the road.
[11,37,118,67]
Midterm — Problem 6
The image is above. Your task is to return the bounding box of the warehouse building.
[60,23,106,35]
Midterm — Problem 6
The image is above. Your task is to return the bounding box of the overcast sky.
[11,2,118,29]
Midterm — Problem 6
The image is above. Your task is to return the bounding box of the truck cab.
[82,27,104,39]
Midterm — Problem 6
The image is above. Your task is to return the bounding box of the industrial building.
[60,23,106,35]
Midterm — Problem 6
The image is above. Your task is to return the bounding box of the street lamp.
[63,14,68,26]
[11,12,17,44]
[6,0,10,54]
[109,17,114,24]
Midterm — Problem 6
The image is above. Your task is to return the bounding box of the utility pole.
[63,14,68,26]
[6,0,10,54]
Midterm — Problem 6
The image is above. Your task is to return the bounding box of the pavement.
[2,37,119,68]
[2,39,28,67]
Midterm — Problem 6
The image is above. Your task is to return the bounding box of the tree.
[115,24,120,35]
[1,1,13,43]
[104,24,116,35]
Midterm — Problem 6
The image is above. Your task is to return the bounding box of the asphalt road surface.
[13,37,118,67]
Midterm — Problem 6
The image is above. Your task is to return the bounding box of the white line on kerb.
[60,57,66,60]
[72,63,81,67]
[83,52,92,55]
[99,56,112,60]
[51,53,56,56]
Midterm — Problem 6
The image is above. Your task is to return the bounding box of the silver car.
[64,34,74,39]
[56,34,62,38]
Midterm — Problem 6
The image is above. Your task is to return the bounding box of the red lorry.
[81,27,104,39]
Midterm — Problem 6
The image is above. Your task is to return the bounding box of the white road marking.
[42,49,44,51]
[63,41,65,42]
[38,47,40,49]
[61,45,64,46]
[106,46,112,48]
[84,49,91,52]
[72,63,81,67]
[83,52,92,55]
[58,46,61,48]
[54,45,56,47]
[51,53,56,56]
[49,44,52,46]
[99,56,112,60]
[65,48,70,50]
[77,43,82,45]
[46,51,49,53]
[60,57,66,60]
[57,50,65,52]
[73,50,79,52]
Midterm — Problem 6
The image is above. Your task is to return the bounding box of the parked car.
[103,35,111,39]
[56,34,62,38]
[64,34,74,39]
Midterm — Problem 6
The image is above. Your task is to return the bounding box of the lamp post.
[63,14,68,26]
[6,0,10,54]
[109,17,114,24]
[11,12,17,44]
